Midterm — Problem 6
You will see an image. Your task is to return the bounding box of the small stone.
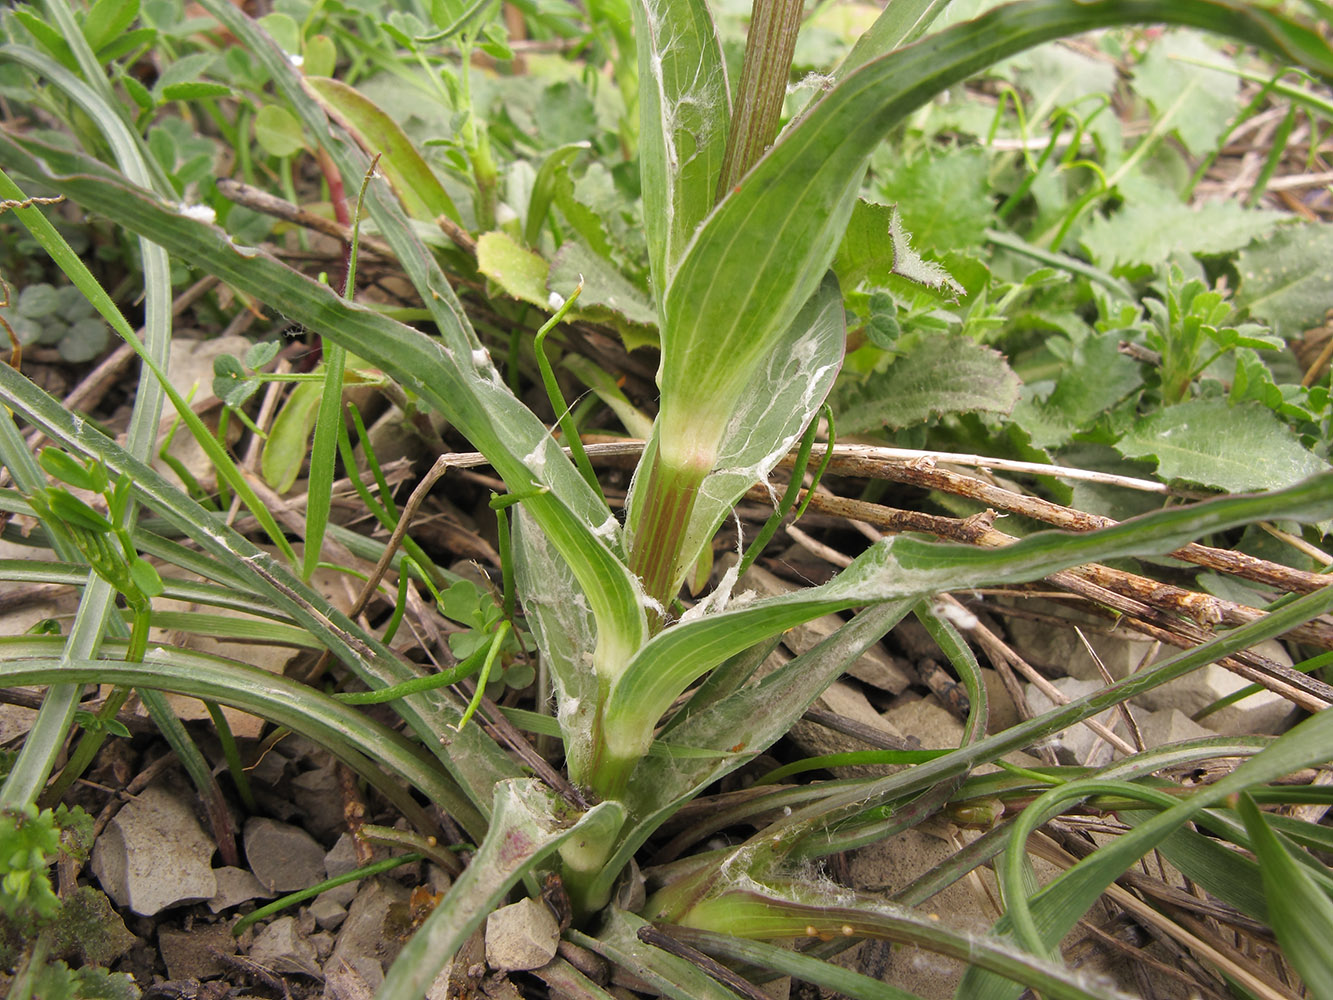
[324,833,362,879]
[244,817,326,892]
[208,866,273,913]
[324,955,382,1000]
[310,896,348,930]
[1132,706,1214,748]
[327,879,411,979]
[90,786,217,916]
[291,763,346,840]
[158,923,236,981]
[250,915,322,978]
[310,931,335,961]
[485,897,559,972]
[1138,640,1300,735]
[1026,678,1120,766]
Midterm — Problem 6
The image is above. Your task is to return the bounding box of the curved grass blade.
[0,360,517,826]
[0,128,650,697]
[1237,793,1333,998]
[0,641,475,832]
[0,46,171,805]
[603,473,1333,792]
[959,705,1333,1000]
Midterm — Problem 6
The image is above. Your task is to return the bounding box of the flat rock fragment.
[90,785,217,916]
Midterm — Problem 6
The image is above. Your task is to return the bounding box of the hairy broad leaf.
[1130,30,1237,157]
[835,336,1020,432]
[1011,334,1141,448]
[1237,221,1333,335]
[1081,199,1288,270]
[877,145,992,252]
[549,239,659,331]
[1116,398,1327,491]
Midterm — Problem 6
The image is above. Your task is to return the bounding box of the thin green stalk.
[232,852,424,935]
[334,637,496,705]
[716,0,804,198]
[41,604,151,806]
[206,701,257,812]
[304,157,376,579]
[533,281,601,500]
[736,405,835,580]
[347,401,398,518]
[456,622,511,731]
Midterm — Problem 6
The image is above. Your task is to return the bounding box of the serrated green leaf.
[1082,200,1287,270]
[877,145,991,251]
[1012,333,1141,448]
[1237,221,1333,335]
[548,240,657,329]
[82,0,139,53]
[304,76,459,224]
[835,336,1019,432]
[1130,31,1237,156]
[1116,398,1327,492]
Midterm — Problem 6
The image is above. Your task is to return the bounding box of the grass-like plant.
[2,0,1333,997]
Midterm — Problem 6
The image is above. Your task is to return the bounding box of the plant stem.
[41,605,150,805]
[716,0,804,199]
[626,447,709,617]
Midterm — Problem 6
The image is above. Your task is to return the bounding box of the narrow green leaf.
[303,345,345,581]
[303,76,460,224]
[525,142,589,248]
[628,0,731,297]
[1237,794,1333,999]
[37,448,96,491]
[832,0,952,81]
[606,474,1333,779]
[159,81,231,101]
[1237,221,1333,335]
